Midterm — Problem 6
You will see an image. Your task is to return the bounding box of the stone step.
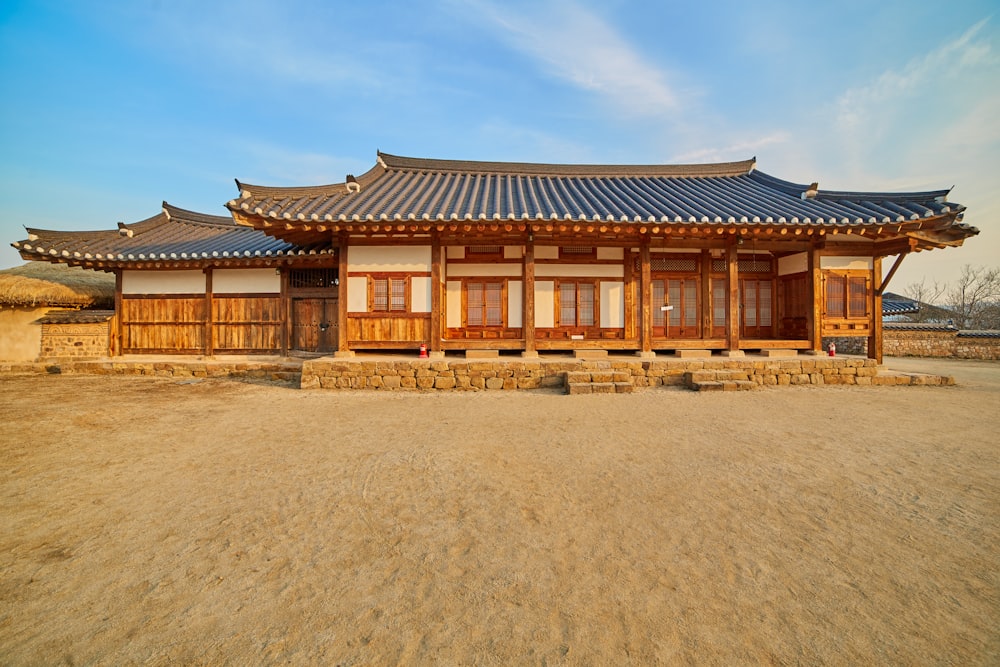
[691,380,756,392]
[685,369,752,384]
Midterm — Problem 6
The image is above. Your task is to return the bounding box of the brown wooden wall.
[121,294,282,354]
[347,314,430,347]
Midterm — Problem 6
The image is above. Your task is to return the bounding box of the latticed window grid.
[562,246,594,255]
[560,282,595,326]
[848,277,867,317]
[738,257,774,273]
[634,255,700,272]
[288,268,338,289]
[826,275,846,318]
[372,277,408,312]
[467,282,503,326]
[467,245,502,255]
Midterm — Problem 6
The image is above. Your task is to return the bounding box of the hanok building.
[13,152,978,362]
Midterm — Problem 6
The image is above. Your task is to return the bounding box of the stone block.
[761,349,797,358]
[465,350,500,359]
[574,349,609,359]
[591,382,616,393]
[434,377,456,389]
[567,383,592,395]
[614,382,634,393]
[674,349,711,358]
[485,377,504,390]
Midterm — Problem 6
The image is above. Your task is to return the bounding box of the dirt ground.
[1,357,998,665]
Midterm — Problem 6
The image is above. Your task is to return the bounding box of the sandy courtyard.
[1,357,998,665]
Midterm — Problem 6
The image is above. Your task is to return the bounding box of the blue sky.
[1,0,997,290]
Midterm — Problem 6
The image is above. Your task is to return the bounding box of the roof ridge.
[163,202,237,227]
[376,151,756,177]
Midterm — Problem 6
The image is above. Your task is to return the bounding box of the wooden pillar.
[279,268,289,356]
[869,256,883,363]
[430,237,443,352]
[640,243,652,353]
[809,246,824,352]
[726,239,740,352]
[701,249,712,339]
[204,267,214,357]
[523,240,536,355]
[113,269,123,356]
[337,237,350,354]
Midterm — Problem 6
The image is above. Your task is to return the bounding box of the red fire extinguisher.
[828,342,836,357]
[419,343,428,359]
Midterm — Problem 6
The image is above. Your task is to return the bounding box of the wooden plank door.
[292,298,338,353]
[740,279,774,338]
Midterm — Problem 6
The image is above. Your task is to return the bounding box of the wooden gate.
[292,298,338,353]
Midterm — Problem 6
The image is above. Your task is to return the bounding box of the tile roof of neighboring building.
[957,330,1000,338]
[35,309,116,324]
[12,203,334,269]
[884,322,958,332]
[882,292,920,316]
[228,152,976,247]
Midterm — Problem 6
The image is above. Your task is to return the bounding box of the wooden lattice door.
[292,298,338,353]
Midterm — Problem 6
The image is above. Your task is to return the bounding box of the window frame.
[463,279,507,328]
[368,275,411,313]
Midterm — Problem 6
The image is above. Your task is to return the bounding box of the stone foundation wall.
[40,321,110,360]
[300,356,882,391]
[0,359,301,383]
[884,330,1000,360]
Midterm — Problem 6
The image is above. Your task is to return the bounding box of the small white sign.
[660,305,674,311]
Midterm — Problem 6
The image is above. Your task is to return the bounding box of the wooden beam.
[430,237,443,352]
[809,246,823,352]
[114,270,123,356]
[701,249,712,340]
[876,252,907,296]
[204,267,214,357]
[726,239,740,351]
[337,239,350,353]
[523,241,536,355]
[640,243,652,353]
[869,256,883,363]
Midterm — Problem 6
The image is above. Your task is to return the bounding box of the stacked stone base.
[300,356,954,392]
[0,359,301,383]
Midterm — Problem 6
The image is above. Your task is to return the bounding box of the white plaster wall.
[411,277,432,313]
[508,280,523,328]
[446,281,462,328]
[446,247,465,259]
[601,281,625,328]
[349,245,431,271]
[535,281,555,328]
[821,256,873,270]
[535,264,624,278]
[597,247,624,260]
[778,252,808,276]
[446,264,522,277]
[535,246,559,260]
[504,246,523,259]
[347,277,368,313]
[212,268,280,294]
[122,270,204,294]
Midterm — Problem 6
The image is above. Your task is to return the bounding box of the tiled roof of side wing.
[13,203,332,264]
[229,153,968,227]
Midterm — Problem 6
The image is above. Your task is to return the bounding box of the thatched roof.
[0,262,115,308]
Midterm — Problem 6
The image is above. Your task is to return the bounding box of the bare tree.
[903,279,947,323]
[945,265,1000,329]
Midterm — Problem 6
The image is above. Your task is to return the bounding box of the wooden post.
[114,269,123,356]
[337,238,350,354]
[280,268,289,356]
[869,256,883,363]
[523,240,536,355]
[430,237,443,352]
[726,239,740,352]
[204,267,214,357]
[809,246,823,352]
[701,249,712,339]
[640,243,652,353]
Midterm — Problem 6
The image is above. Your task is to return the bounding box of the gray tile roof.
[13,203,334,268]
[882,292,920,316]
[228,153,974,237]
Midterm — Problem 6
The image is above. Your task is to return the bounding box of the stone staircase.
[684,369,757,392]
[564,370,635,395]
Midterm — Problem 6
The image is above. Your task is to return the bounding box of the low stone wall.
[39,320,110,360]
[300,356,884,391]
[0,359,302,383]
[883,329,1000,360]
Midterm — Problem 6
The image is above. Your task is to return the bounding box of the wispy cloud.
[466,0,678,117]
[836,18,995,133]
[669,132,792,164]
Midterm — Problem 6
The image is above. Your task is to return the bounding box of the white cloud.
[836,19,995,134]
[668,132,792,164]
[467,0,678,117]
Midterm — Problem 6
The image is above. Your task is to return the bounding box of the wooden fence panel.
[121,296,205,353]
[212,296,283,352]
